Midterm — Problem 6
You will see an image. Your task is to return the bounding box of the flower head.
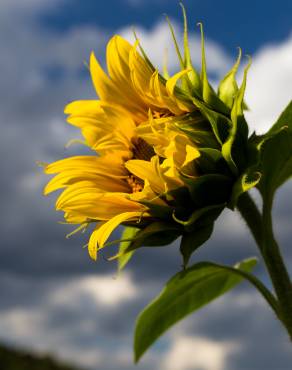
[43,7,258,266]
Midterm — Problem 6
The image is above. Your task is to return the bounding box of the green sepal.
[181,173,232,207]
[221,59,250,175]
[180,2,201,96]
[180,224,214,267]
[166,186,193,209]
[138,200,174,220]
[172,203,224,232]
[198,23,229,115]
[195,148,231,175]
[134,257,257,363]
[165,16,184,69]
[191,96,231,145]
[124,222,182,253]
[218,48,241,109]
[229,169,262,209]
[198,147,223,162]
[165,15,193,94]
[133,30,156,72]
[173,111,219,149]
[118,227,139,272]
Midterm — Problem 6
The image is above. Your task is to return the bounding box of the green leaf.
[180,224,214,267]
[258,101,292,201]
[125,222,181,252]
[269,100,292,133]
[118,227,139,272]
[134,257,257,362]
[258,127,292,201]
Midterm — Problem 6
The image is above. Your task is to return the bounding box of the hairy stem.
[236,192,263,250]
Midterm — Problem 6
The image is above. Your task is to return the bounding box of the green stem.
[237,192,292,339]
[236,192,263,250]
[261,196,292,339]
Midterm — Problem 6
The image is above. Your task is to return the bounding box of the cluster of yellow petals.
[44,35,200,259]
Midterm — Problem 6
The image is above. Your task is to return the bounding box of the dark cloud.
[1,1,292,370]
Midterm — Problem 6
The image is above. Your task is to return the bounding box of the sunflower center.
[125,138,155,193]
[132,137,155,161]
[153,110,173,119]
[126,174,144,193]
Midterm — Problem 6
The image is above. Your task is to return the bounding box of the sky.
[1,0,292,369]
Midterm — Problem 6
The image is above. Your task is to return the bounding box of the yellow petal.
[88,211,147,260]
[106,35,132,84]
[45,170,130,195]
[64,100,102,116]
[90,51,114,101]
[88,222,105,261]
[57,187,145,221]
[183,144,200,167]
[166,70,193,112]
[90,47,147,123]
[166,69,190,96]
[160,157,183,191]
[45,155,125,175]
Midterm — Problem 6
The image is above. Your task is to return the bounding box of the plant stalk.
[261,196,292,339]
[237,192,292,340]
[236,192,263,250]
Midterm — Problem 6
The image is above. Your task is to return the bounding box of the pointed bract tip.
[236,47,242,59]
[179,1,186,12]
[245,54,252,66]
[132,26,138,40]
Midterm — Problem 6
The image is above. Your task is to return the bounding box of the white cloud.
[50,273,138,307]
[0,0,65,16]
[245,35,292,134]
[0,304,106,367]
[0,273,139,368]
[162,335,238,370]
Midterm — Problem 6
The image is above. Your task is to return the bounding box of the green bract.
[117,5,258,271]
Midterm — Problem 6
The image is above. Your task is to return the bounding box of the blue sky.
[43,0,292,53]
[1,0,292,369]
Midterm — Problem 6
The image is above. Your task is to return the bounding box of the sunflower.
[44,9,251,263]
[44,26,206,260]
